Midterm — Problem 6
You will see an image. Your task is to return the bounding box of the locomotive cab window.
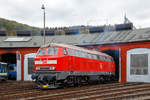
[37,48,46,55]
[47,48,58,55]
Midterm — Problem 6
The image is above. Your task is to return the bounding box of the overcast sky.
[0,0,150,28]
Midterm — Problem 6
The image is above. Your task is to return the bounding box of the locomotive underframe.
[32,71,115,89]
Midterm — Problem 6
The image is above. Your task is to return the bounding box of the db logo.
[42,60,47,64]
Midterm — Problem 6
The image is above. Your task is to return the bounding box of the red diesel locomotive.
[32,43,115,89]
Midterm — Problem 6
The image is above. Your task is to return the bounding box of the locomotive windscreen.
[37,48,46,55]
[47,48,58,55]
[37,48,58,55]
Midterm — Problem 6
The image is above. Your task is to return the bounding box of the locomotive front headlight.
[49,66,55,70]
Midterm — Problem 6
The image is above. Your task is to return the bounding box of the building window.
[28,58,34,74]
[130,54,148,75]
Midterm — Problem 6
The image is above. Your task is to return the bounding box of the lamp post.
[41,4,46,44]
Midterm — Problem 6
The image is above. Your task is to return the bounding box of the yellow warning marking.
[42,85,49,88]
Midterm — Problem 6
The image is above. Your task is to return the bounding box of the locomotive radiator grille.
[36,66,55,71]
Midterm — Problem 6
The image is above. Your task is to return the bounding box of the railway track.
[1,82,119,99]
[0,81,36,90]
[0,82,150,100]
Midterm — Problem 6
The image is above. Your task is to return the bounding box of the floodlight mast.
[41,4,46,44]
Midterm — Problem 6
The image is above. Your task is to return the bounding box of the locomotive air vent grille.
[39,67,50,70]
[36,66,55,71]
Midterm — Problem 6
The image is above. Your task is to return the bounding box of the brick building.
[0,27,150,82]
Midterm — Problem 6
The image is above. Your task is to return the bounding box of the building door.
[24,53,36,81]
[127,48,150,82]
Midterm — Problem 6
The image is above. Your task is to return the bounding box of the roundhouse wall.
[0,48,38,81]
[0,40,150,82]
[86,41,150,83]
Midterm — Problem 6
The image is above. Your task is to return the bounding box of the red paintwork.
[34,46,115,73]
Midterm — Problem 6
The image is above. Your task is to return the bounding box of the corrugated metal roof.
[0,27,150,48]
[4,37,31,42]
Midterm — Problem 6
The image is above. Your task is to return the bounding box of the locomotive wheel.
[64,76,74,87]
[63,76,89,87]
[99,76,105,83]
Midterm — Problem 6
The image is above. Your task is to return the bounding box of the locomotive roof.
[42,43,111,58]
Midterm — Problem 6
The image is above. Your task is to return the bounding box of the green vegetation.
[0,18,41,36]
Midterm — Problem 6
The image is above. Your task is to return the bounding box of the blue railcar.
[16,31,31,36]
[115,23,133,31]
[89,26,104,33]
[65,29,80,35]
[8,64,16,80]
[41,30,55,36]
[0,62,8,81]
[0,31,6,36]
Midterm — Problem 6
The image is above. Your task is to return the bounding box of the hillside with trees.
[0,18,41,36]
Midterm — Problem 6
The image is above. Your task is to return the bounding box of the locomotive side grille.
[36,66,55,71]
[40,67,50,70]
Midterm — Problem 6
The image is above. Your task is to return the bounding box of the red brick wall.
[0,48,39,80]
[85,41,150,83]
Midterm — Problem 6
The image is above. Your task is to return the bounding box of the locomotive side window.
[63,48,67,55]
[96,55,99,60]
[37,48,46,55]
[108,58,112,62]
[99,56,103,60]
[68,48,71,55]
[86,53,90,59]
[111,58,114,62]
[78,51,82,57]
[92,54,97,59]
[47,48,58,55]
[68,48,104,61]
[68,48,74,56]
[104,57,108,61]
[71,49,74,56]
[106,57,111,61]
[74,50,79,57]
[99,56,107,61]
[79,51,82,57]
[105,57,108,61]
[84,52,87,58]
[75,50,79,57]
[91,54,94,59]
